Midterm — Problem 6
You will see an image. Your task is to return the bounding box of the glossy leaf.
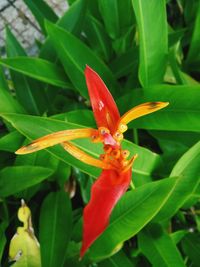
[88,177,177,260]
[0,57,71,88]
[0,166,53,197]
[154,141,200,222]
[186,2,200,63]
[6,27,47,114]
[182,233,200,267]
[138,224,185,267]
[98,250,134,267]
[45,21,119,98]
[39,191,72,267]
[23,0,58,35]
[98,0,134,39]
[132,0,168,87]
[40,0,87,60]
[117,85,200,132]
[0,113,160,184]
[0,131,24,152]
[0,65,24,114]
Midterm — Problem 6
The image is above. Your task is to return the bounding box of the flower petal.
[15,128,97,154]
[80,168,132,257]
[85,65,120,134]
[62,141,112,170]
[118,102,169,127]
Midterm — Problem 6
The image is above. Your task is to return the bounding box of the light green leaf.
[0,131,24,152]
[88,177,177,260]
[45,20,119,98]
[39,191,72,267]
[6,27,48,115]
[40,0,88,60]
[98,250,134,267]
[0,57,71,88]
[117,85,200,132]
[132,0,168,87]
[23,0,58,35]
[138,224,185,267]
[0,166,53,197]
[154,141,200,222]
[0,113,160,184]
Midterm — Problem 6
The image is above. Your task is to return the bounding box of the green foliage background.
[0,0,200,266]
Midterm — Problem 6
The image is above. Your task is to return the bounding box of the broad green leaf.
[98,250,134,267]
[88,177,177,260]
[84,14,112,62]
[0,131,24,152]
[0,166,53,197]
[132,0,168,87]
[23,0,58,35]
[6,27,47,115]
[0,57,71,88]
[40,0,87,60]
[138,224,185,267]
[0,222,7,261]
[1,113,160,184]
[9,201,41,267]
[186,2,200,63]
[0,66,24,114]
[39,191,72,267]
[98,0,134,39]
[154,141,200,222]
[182,233,200,267]
[117,85,200,132]
[109,47,138,79]
[45,21,119,98]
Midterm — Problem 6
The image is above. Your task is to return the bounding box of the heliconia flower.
[16,65,169,258]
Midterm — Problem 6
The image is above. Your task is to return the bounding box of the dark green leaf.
[39,191,72,267]
[88,178,177,260]
[0,166,53,197]
[117,85,200,132]
[132,0,168,87]
[23,0,58,35]
[0,131,24,152]
[0,57,71,88]
[139,224,185,267]
[45,21,119,98]
[182,233,200,267]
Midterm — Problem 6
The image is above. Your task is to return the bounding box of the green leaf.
[88,177,177,260]
[45,21,119,98]
[109,47,138,79]
[84,14,112,61]
[40,0,88,60]
[98,0,134,39]
[0,66,24,114]
[132,0,168,87]
[138,224,185,267]
[182,233,200,267]
[0,57,71,88]
[0,166,53,197]
[0,131,24,152]
[0,113,160,184]
[6,27,48,115]
[39,191,72,267]
[98,250,134,267]
[0,222,7,261]
[154,141,200,222]
[117,85,200,132]
[23,0,58,35]
[186,2,200,63]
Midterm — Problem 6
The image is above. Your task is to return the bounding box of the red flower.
[16,66,169,258]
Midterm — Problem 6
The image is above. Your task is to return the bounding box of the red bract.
[16,66,169,258]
